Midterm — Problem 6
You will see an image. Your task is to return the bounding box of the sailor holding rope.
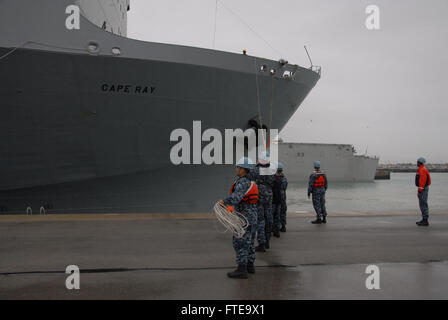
[219,157,259,279]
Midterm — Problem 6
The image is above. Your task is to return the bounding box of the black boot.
[273,230,280,238]
[280,225,286,233]
[265,240,270,249]
[247,262,256,274]
[227,265,248,279]
[322,217,327,224]
[311,218,323,224]
[416,219,429,227]
[255,244,266,252]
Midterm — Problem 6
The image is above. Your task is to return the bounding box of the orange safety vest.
[314,174,326,188]
[416,165,431,189]
[231,181,259,204]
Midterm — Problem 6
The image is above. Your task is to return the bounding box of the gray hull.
[0,0,319,214]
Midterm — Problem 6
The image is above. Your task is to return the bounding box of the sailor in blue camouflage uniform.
[220,157,259,279]
[272,163,288,236]
[279,165,288,233]
[308,161,328,224]
[248,151,275,252]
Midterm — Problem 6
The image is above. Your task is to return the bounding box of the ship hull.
[0,48,318,214]
[0,0,319,214]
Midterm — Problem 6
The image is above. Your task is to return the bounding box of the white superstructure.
[77,0,130,36]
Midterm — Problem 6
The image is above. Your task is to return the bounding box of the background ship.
[0,0,320,214]
[279,142,379,182]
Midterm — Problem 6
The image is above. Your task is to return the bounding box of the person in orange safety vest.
[415,157,431,226]
[219,157,258,279]
[308,161,328,225]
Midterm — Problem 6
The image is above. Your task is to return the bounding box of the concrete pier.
[0,211,447,300]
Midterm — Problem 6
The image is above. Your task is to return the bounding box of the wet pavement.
[0,213,447,299]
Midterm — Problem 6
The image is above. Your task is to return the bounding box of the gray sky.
[128,0,448,163]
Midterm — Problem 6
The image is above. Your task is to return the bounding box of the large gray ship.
[279,142,379,182]
[0,0,320,214]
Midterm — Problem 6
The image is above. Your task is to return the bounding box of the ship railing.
[310,65,322,76]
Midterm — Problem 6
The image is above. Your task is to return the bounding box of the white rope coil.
[213,202,248,239]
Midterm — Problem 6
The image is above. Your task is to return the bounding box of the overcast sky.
[128,0,448,163]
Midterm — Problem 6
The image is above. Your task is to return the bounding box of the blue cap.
[417,157,426,164]
[236,157,254,170]
[314,161,321,168]
[277,163,284,170]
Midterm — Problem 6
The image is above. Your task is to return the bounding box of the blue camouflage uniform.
[280,175,288,229]
[308,171,328,220]
[249,164,274,245]
[273,173,288,231]
[224,175,258,266]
